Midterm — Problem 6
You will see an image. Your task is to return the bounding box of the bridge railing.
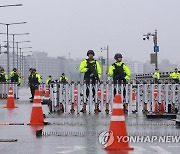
[47,81,180,114]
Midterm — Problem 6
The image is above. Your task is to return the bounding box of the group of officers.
[28,68,68,102]
[152,68,180,84]
[0,67,22,85]
[0,50,179,112]
[28,50,131,112]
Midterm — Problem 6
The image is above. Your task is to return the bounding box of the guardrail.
[47,81,180,115]
[0,82,19,99]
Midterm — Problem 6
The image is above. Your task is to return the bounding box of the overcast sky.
[0,0,180,63]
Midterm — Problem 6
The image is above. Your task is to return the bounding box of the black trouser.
[113,80,126,100]
[30,84,39,98]
[154,78,159,84]
[173,79,179,84]
[85,79,97,101]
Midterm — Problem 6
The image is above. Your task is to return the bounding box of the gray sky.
[0,0,180,63]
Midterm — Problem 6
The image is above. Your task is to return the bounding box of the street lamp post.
[0,22,27,77]
[143,29,158,69]
[1,33,30,68]
[101,45,109,79]
[5,40,30,70]
[19,47,32,76]
[21,51,32,79]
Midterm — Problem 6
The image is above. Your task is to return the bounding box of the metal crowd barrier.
[0,82,19,99]
[48,81,180,115]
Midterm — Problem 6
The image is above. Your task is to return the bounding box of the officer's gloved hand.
[17,83,20,86]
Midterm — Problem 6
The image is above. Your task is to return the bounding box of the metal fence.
[0,83,19,99]
[48,81,180,114]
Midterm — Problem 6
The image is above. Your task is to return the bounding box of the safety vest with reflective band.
[169,71,180,80]
[0,72,8,82]
[46,77,53,85]
[79,59,101,81]
[152,71,160,79]
[10,71,21,83]
[29,72,41,85]
[59,76,68,83]
[108,62,131,82]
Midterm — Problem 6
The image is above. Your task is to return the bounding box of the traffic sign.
[154,45,159,52]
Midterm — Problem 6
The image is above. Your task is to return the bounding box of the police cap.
[13,68,17,71]
[114,53,122,59]
[87,50,95,56]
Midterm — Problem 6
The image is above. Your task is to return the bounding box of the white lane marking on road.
[168,146,180,148]
[57,146,86,154]
[150,146,172,154]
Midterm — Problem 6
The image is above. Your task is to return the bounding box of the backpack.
[84,59,99,81]
[112,63,126,82]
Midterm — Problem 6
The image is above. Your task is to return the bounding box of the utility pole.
[101,45,109,79]
[143,29,159,70]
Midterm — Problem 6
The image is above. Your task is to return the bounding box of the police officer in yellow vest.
[108,53,131,84]
[10,68,22,85]
[169,68,180,84]
[108,53,131,113]
[46,75,53,85]
[59,73,68,84]
[79,50,102,113]
[29,68,41,102]
[152,68,160,84]
[0,68,8,82]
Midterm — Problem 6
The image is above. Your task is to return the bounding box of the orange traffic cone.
[160,101,165,114]
[97,88,101,99]
[74,87,78,107]
[103,89,107,102]
[44,86,50,100]
[154,101,158,113]
[4,87,17,108]
[132,89,136,111]
[105,94,134,151]
[39,86,43,98]
[154,88,158,99]
[28,90,44,125]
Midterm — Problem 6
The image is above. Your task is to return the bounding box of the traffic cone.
[105,94,134,151]
[39,86,43,99]
[154,88,158,99]
[97,88,101,99]
[74,87,78,107]
[4,87,17,108]
[103,89,107,103]
[28,90,44,125]
[44,86,50,100]
[131,89,136,112]
[160,101,165,114]
[154,101,158,113]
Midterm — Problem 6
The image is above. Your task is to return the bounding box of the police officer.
[10,68,22,85]
[59,73,68,84]
[46,75,53,85]
[169,68,180,84]
[108,53,131,113]
[0,68,8,82]
[152,68,160,84]
[28,68,41,102]
[79,50,102,113]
